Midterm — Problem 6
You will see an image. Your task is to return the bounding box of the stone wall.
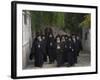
[22,11,32,69]
[82,27,90,52]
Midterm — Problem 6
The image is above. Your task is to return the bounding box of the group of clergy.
[29,28,82,67]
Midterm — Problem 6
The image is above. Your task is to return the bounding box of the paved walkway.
[24,51,90,69]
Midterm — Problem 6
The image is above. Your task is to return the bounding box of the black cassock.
[42,38,47,62]
[29,38,36,60]
[47,37,55,63]
[73,39,78,63]
[34,40,44,67]
[61,41,69,64]
[55,42,63,67]
[73,38,82,63]
[76,39,82,56]
[67,40,75,66]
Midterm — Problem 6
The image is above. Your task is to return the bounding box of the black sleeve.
[79,40,82,50]
[29,40,35,60]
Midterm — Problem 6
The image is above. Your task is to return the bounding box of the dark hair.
[35,30,43,37]
[68,36,72,40]
[61,35,65,38]
[64,35,68,38]
[44,27,53,35]
[56,34,61,39]
[41,34,45,37]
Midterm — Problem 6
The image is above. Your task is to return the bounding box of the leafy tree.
[64,13,86,34]
[55,12,65,28]
[79,14,91,28]
[30,11,88,35]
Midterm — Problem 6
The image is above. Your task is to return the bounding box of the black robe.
[67,40,75,66]
[73,38,82,63]
[76,39,82,56]
[34,40,44,67]
[47,37,55,63]
[29,38,36,60]
[73,39,78,63]
[61,40,69,63]
[42,38,47,62]
[55,42,63,67]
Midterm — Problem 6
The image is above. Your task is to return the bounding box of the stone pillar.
[22,11,32,69]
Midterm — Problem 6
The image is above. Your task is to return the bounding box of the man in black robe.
[44,27,53,63]
[67,36,75,67]
[47,33,55,64]
[55,35,63,67]
[76,35,82,56]
[29,31,40,60]
[42,35,47,62]
[61,35,67,64]
[33,35,44,67]
[62,35,69,63]
[72,34,77,63]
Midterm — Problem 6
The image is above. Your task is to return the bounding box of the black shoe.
[57,65,61,67]
[67,64,71,67]
[49,62,52,64]
[67,64,74,67]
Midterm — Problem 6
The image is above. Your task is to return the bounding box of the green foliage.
[56,12,65,28]
[30,11,65,32]
[31,11,41,31]
[80,14,91,28]
[64,13,85,33]
[30,11,88,34]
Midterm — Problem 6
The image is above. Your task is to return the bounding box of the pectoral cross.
[50,42,52,46]
[57,45,60,49]
[72,49,74,51]
[38,44,40,48]
[65,45,67,48]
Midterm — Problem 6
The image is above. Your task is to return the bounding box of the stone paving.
[24,51,90,69]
